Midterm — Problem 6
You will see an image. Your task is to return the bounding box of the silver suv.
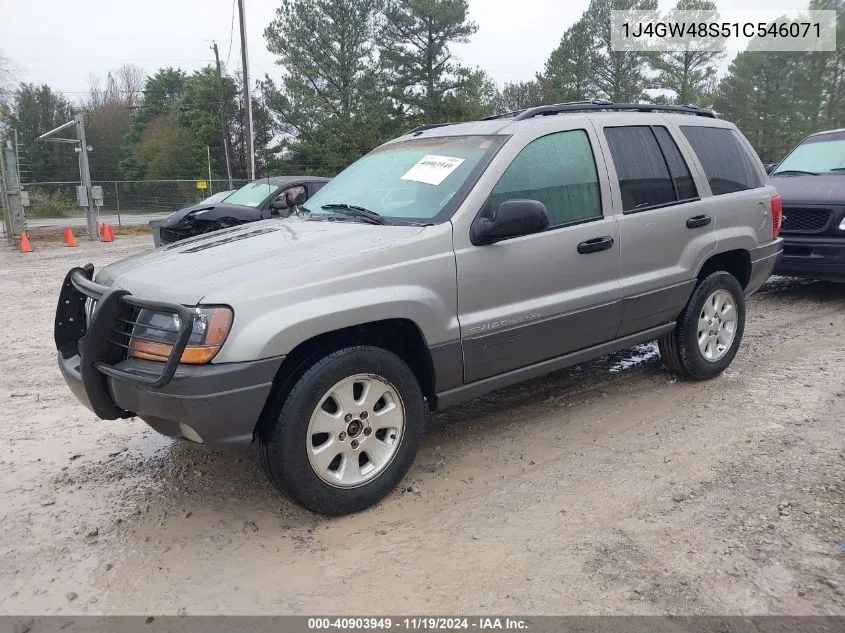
[54,102,784,515]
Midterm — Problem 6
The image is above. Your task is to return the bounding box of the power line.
[1,35,219,42]
[225,0,237,67]
[21,57,219,63]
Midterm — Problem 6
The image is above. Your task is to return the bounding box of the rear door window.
[680,126,763,195]
[604,126,677,212]
[652,126,698,201]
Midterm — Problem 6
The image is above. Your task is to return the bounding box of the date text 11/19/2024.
[308,617,529,630]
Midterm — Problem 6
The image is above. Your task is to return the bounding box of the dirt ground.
[0,236,843,616]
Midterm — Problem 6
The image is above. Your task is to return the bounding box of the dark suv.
[770,129,845,282]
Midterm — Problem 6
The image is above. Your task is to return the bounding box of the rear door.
[593,118,716,336]
[678,124,772,247]
[454,126,622,383]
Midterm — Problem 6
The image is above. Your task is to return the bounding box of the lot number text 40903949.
[307,618,529,630]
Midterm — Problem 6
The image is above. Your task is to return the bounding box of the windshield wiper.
[772,169,819,176]
[827,167,845,173]
[319,203,388,225]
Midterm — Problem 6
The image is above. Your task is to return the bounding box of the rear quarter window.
[681,126,763,196]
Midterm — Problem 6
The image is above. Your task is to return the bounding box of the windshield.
[304,135,504,222]
[223,181,276,207]
[773,131,845,175]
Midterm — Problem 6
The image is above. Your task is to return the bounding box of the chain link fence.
[22,180,251,225]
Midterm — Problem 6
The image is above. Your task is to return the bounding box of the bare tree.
[85,64,146,110]
[115,64,145,108]
[86,72,105,109]
[0,54,18,108]
[80,65,147,178]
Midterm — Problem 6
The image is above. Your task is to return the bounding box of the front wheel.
[258,346,425,515]
[659,271,746,380]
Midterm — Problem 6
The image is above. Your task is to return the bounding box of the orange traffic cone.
[19,232,33,253]
[63,227,77,247]
[102,223,114,242]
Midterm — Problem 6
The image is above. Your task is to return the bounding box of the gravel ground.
[0,237,843,616]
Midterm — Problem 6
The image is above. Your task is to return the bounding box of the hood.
[161,202,260,226]
[769,174,845,205]
[95,218,427,305]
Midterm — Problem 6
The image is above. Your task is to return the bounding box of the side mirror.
[765,163,778,175]
[471,199,550,246]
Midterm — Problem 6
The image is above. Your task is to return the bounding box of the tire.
[659,271,746,381]
[259,345,425,516]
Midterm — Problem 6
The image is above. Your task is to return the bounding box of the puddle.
[607,342,660,373]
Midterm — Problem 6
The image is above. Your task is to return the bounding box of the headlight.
[128,306,233,365]
[840,216,845,231]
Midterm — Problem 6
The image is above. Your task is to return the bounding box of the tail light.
[771,195,783,238]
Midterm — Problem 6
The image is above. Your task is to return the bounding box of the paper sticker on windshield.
[401,155,465,186]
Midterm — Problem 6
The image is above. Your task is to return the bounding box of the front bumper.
[773,235,845,282]
[746,238,784,296]
[54,266,283,446]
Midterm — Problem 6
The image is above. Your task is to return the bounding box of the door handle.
[577,236,614,254]
[686,215,712,229]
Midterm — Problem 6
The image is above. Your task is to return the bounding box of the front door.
[454,128,622,383]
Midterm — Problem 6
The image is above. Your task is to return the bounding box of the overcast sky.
[0,0,812,103]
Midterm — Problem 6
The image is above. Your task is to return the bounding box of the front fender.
[212,285,460,364]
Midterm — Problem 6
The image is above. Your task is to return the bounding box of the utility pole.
[206,146,213,195]
[13,128,22,185]
[2,141,25,242]
[76,114,97,239]
[211,41,234,190]
[238,0,256,180]
[37,115,97,240]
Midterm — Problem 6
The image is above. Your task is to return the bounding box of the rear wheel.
[659,271,746,380]
[259,345,424,515]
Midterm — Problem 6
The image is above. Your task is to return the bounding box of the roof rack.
[511,101,717,121]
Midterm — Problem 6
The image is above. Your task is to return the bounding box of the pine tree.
[540,0,657,104]
[380,0,478,122]
[539,19,594,103]
[262,0,393,174]
[8,84,77,182]
[584,0,658,102]
[651,0,722,105]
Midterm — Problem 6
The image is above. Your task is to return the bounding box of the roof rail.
[481,100,614,122]
[405,122,456,135]
[480,109,528,121]
[512,101,717,121]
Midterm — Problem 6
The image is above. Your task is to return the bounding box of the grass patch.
[26,225,152,241]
